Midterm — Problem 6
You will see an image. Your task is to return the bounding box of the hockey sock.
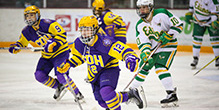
[155,67,174,91]
[57,74,80,94]
[192,35,203,57]
[35,71,59,89]
[130,69,149,88]
[64,77,79,94]
[100,86,128,110]
[210,36,219,57]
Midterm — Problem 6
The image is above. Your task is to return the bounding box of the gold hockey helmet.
[92,0,105,17]
[78,15,99,44]
[92,0,105,11]
[24,5,41,26]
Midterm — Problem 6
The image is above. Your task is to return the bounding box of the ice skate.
[138,86,147,108]
[191,56,198,69]
[215,56,219,69]
[74,91,85,102]
[160,88,179,108]
[53,83,67,101]
[128,88,144,109]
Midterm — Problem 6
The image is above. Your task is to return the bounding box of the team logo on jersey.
[103,38,112,47]
[159,55,165,59]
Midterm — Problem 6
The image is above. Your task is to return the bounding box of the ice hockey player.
[209,0,219,68]
[129,0,183,107]
[57,15,143,110]
[92,0,127,44]
[185,0,219,69]
[8,5,83,101]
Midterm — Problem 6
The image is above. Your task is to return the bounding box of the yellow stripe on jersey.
[105,59,119,68]
[87,68,95,82]
[114,28,126,38]
[112,17,124,25]
[66,43,85,68]
[17,34,29,47]
[140,44,151,52]
[106,63,119,68]
[98,28,108,36]
[177,26,183,31]
[71,43,83,57]
[41,43,69,59]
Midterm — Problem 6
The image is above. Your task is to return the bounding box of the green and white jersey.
[210,0,219,15]
[189,0,217,23]
[136,8,183,54]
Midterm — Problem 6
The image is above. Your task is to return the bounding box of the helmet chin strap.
[87,35,96,46]
[142,10,153,23]
[25,13,40,26]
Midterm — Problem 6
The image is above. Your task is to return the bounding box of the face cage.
[79,27,96,44]
[136,5,153,18]
[24,13,39,26]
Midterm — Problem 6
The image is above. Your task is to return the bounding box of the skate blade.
[138,86,147,108]
[55,89,68,101]
[161,101,179,108]
[74,98,86,103]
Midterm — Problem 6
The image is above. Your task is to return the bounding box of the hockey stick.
[123,42,162,91]
[63,74,83,110]
[60,63,83,110]
[1,41,74,52]
[194,56,219,76]
[0,47,43,52]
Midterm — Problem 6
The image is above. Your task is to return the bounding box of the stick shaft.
[0,47,43,52]
[123,42,162,91]
[63,74,83,110]
[194,56,219,76]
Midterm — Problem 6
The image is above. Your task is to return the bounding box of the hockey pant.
[130,51,177,91]
[192,23,219,57]
[34,51,80,94]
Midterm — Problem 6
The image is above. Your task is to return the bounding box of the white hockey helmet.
[136,0,154,18]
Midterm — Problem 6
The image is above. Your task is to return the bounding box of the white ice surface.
[0,51,219,110]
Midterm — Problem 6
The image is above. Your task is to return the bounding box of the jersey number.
[170,17,179,25]
[55,25,62,32]
[113,44,124,53]
[108,13,116,19]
